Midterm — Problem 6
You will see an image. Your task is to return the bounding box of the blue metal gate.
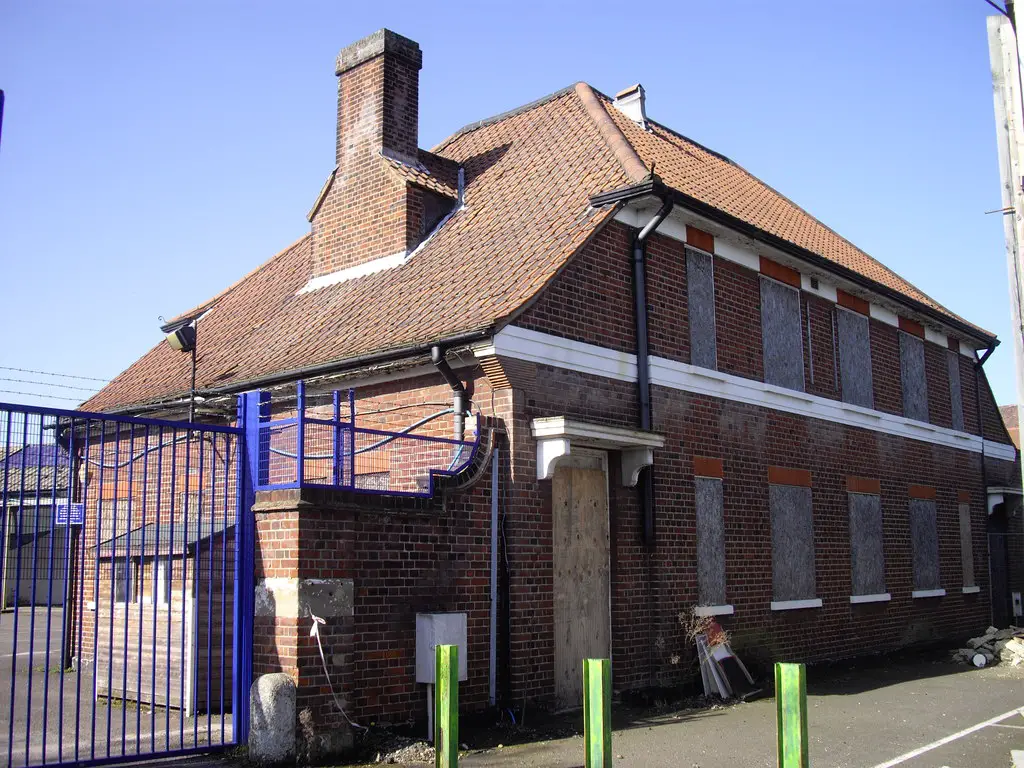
[0,401,250,767]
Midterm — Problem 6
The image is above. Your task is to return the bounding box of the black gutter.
[100,328,494,417]
[591,180,1000,349]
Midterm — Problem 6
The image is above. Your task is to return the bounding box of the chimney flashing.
[613,83,648,129]
[335,28,422,75]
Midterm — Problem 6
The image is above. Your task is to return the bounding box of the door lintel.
[530,416,665,487]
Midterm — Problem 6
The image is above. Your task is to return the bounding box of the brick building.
[82,28,1020,753]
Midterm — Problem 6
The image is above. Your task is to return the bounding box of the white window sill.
[771,598,822,611]
[912,589,946,599]
[693,604,734,617]
[850,593,891,604]
[961,586,981,594]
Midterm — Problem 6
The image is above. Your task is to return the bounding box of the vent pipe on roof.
[613,84,648,130]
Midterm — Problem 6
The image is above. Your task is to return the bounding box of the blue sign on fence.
[55,502,85,526]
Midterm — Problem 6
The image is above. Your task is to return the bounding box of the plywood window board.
[761,277,805,391]
[899,332,929,422]
[687,247,718,371]
[769,484,816,601]
[849,492,885,596]
[837,308,873,409]
[695,476,726,606]
[909,498,940,591]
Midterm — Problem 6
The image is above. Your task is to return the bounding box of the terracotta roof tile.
[86,82,993,412]
[382,151,459,199]
[85,88,627,411]
[599,93,988,336]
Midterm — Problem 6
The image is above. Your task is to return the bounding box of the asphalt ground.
[455,652,1024,768]
[0,607,233,767]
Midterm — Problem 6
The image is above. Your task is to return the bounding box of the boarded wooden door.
[553,460,610,710]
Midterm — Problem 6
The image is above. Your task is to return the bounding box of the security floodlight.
[160,320,199,422]
[165,324,197,352]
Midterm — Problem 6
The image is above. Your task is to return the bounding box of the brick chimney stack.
[308,30,426,281]
[335,29,422,167]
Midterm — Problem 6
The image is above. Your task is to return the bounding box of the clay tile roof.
[1000,404,1020,449]
[382,151,459,199]
[597,91,989,336]
[85,81,995,413]
[84,86,628,411]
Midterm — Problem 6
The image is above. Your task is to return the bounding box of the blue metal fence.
[0,400,248,768]
[255,382,479,497]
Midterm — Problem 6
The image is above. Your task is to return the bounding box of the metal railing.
[0,400,244,768]
[255,382,479,497]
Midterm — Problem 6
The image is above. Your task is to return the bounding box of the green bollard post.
[775,662,809,768]
[435,644,459,768]
[583,658,612,768]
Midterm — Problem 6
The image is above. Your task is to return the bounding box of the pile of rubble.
[952,626,1024,668]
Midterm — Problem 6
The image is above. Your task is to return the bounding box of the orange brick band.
[693,456,724,478]
[847,476,881,494]
[759,256,801,289]
[768,466,812,487]
[836,288,870,316]
[899,317,925,339]
[908,484,935,500]
[957,490,971,503]
[686,225,715,254]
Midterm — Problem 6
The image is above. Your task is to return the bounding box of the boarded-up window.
[761,277,805,391]
[837,308,873,408]
[770,484,815,601]
[687,248,717,370]
[849,492,885,595]
[948,351,964,431]
[909,499,940,590]
[899,333,928,422]
[959,503,975,588]
[695,477,725,605]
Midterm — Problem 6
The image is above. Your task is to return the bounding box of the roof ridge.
[163,234,311,326]
[574,83,649,183]
[432,84,577,153]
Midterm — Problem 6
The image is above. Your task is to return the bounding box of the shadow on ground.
[803,645,974,697]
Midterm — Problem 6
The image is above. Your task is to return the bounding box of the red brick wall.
[869,320,902,416]
[646,234,689,363]
[713,256,764,380]
[517,221,636,354]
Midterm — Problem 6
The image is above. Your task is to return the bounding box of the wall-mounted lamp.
[165,324,197,353]
[161,319,199,422]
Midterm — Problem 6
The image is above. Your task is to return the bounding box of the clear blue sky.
[0,1,1018,409]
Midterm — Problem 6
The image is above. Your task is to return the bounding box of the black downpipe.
[633,195,674,544]
[431,345,469,441]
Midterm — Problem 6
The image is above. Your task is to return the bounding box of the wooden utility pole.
[988,9,1024,476]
